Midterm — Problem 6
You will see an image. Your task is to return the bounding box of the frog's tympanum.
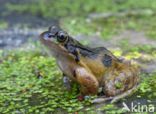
[39,26,139,103]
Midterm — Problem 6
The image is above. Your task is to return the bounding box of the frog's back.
[79,46,119,81]
[79,46,119,67]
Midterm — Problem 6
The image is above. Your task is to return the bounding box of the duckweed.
[0,50,94,113]
[0,48,155,113]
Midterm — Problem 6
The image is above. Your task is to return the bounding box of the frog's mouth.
[40,31,57,43]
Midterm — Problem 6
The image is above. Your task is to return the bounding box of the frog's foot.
[92,84,139,104]
[77,95,91,101]
[92,97,113,104]
[110,83,139,103]
[77,95,84,101]
[63,75,72,91]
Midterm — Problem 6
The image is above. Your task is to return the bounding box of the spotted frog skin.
[39,26,139,103]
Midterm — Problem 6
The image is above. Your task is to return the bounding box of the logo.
[122,102,155,113]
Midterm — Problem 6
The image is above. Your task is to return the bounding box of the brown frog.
[39,26,139,103]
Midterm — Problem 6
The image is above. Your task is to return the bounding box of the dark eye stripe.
[43,32,53,40]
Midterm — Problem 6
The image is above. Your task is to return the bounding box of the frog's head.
[40,26,69,46]
[39,26,71,56]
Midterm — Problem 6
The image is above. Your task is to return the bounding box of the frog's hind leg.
[92,64,140,104]
[74,67,99,95]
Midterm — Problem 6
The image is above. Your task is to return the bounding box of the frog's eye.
[43,32,53,40]
[57,31,68,42]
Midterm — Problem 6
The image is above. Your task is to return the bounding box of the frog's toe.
[63,76,72,91]
[77,95,84,101]
[92,97,113,104]
[84,95,91,100]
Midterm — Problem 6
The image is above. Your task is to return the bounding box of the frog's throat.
[41,39,70,59]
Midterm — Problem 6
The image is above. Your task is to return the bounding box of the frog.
[39,26,140,103]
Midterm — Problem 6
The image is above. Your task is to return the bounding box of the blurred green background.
[1,0,156,38]
[0,0,156,113]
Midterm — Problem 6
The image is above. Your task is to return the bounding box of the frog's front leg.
[63,74,72,91]
[65,44,80,62]
[73,48,80,62]
[74,67,99,96]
